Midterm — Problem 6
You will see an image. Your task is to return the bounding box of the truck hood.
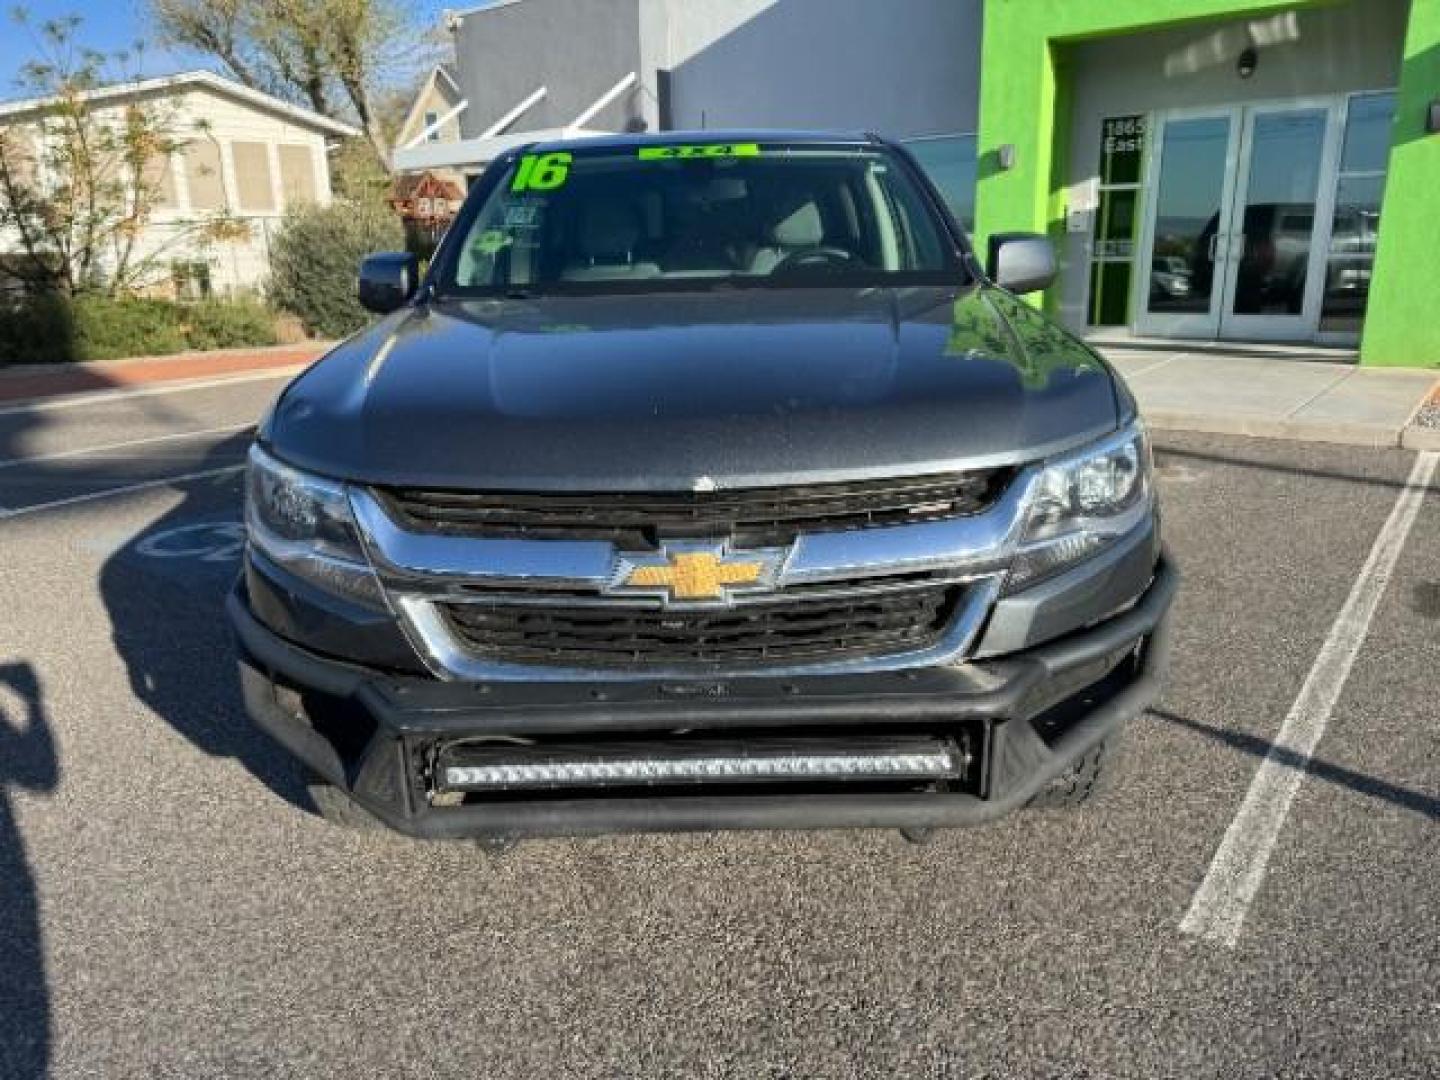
[266,286,1120,490]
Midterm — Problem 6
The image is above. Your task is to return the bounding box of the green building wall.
[974,0,1440,368]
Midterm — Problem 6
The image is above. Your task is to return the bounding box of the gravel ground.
[1413,384,1440,428]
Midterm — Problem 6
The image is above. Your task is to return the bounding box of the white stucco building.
[0,70,356,296]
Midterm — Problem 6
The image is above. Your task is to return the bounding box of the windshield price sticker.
[511,151,572,192]
[503,203,542,228]
[638,143,761,161]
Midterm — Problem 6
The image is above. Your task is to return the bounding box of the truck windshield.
[436,142,963,296]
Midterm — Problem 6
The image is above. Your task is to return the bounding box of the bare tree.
[0,13,248,297]
[149,0,430,175]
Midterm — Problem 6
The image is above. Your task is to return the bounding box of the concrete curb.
[1400,426,1440,451]
[0,341,336,380]
[1144,409,1405,449]
[0,344,331,406]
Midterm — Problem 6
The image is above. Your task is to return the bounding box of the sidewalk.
[1095,344,1440,450]
[0,342,332,405]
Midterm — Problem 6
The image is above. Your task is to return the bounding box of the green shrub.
[0,295,185,364]
[0,295,75,365]
[70,297,187,360]
[182,298,279,351]
[269,199,406,339]
[0,295,282,365]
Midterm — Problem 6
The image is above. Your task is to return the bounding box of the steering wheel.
[770,246,857,275]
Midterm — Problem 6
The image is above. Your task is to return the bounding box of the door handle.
[1208,233,1221,262]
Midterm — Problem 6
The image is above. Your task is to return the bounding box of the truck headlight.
[244,444,384,605]
[1006,423,1154,592]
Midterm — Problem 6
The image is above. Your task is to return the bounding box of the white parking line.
[0,366,304,417]
[0,424,251,469]
[0,465,246,521]
[1180,450,1439,947]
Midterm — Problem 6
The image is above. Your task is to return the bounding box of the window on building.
[231,141,276,212]
[171,260,213,300]
[183,140,227,211]
[424,111,441,142]
[1320,91,1396,334]
[142,152,177,210]
[902,134,977,233]
[277,144,317,206]
[1087,115,1148,327]
[1,129,39,190]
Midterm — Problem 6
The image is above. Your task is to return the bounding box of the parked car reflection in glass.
[1321,205,1380,326]
[1150,255,1192,303]
[1151,203,1322,317]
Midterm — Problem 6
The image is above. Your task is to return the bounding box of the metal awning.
[393,73,637,174]
[393,126,614,173]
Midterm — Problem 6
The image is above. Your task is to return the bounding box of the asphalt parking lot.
[0,370,1436,1078]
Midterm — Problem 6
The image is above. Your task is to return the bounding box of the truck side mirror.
[986,233,1057,296]
[358,252,421,314]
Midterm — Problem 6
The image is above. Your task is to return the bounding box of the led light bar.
[438,737,963,792]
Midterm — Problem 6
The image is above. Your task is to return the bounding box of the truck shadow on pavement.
[1150,707,1439,822]
[1157,444,1422,493]
[97,432,308,815]
[0,376,292,1080]
[0,662,58,1080]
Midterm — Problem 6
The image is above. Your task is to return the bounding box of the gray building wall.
[451,0,646,138]
[1057,0,1408,331]
[449,0,980,144]
[649,0,981,138]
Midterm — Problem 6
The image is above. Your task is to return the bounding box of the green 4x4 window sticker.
[511,151,572,192]
[637,143,761,161]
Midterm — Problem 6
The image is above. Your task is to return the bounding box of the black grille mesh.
[380,471,1010,548]
[439,583,964,669]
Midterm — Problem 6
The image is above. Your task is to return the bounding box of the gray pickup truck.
[229,132,1176,843]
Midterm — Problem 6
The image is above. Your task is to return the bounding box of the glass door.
[1134,100,1347,342]
[1135,111,1239,338]
[1318,92,1398,344]
[1218,103,1340,341]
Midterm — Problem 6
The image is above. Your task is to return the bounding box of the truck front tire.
[1026,734,1125,810]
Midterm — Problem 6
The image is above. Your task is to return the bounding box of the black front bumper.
[230,556,1178,839]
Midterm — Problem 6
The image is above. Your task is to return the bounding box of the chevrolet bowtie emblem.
[612,545,782,603]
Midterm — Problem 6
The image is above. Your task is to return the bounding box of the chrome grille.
[438,579,965,670]
[377,471,1012,548]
